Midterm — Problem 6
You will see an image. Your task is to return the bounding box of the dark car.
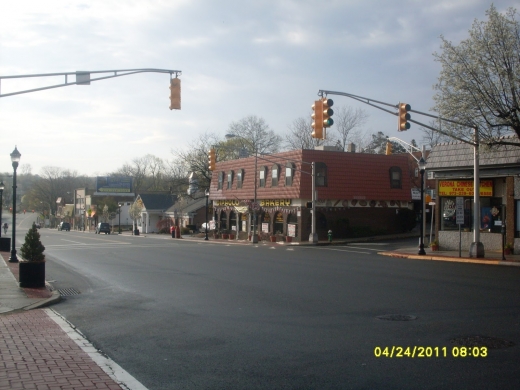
[95,223,111,234]
[58,222,70,231]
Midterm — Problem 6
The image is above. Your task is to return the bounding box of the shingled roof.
[427,136,520,171]
[138,193,177,211]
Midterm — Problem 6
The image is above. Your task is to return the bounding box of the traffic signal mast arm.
[317,89,475,145]
[0,68,182,98]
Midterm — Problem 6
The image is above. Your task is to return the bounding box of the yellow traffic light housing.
[385,141,392,155]
[311,100,324,139]
[169,78,181,110]
[311,97,334,139]
[398,102,411,131]
[322,98,334,128]
[208,148,216,171]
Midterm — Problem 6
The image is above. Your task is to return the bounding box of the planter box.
[229,234,235,240]
[19,261,46,288]
[0,237,10,252]
[222,234,229,239]
[270,236,277,242]
[286,236,292,243]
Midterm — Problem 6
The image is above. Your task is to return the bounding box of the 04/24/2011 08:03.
[374,346,488,358]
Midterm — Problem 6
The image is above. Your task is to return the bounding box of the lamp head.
[418,157,426,172]
[10,146,21,168]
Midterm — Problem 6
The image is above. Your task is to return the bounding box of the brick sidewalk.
[0,309,124,390]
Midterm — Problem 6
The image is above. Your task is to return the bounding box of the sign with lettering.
[438,180,493,197]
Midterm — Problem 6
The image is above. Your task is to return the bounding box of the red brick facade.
[209,149,415,241]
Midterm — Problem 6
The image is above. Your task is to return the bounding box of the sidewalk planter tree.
[19,222,46,288]
[430,240,439,252]
[504,243,514,255]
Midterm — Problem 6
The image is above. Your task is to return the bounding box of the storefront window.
[441,196,503,232]
[218,172,224,190]
[259,166,266,187]
[227,170,234,189]
[272,164,280,187]
[274,211,284,234]
[237,169,243,189]
[316,162,327,187]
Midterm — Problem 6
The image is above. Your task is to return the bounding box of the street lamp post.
[252,150,259,244]
[0,180,4,238]
[418,157,426,255]
[205,189,209,241]
[118,203,123,233]
[9,146,21,263]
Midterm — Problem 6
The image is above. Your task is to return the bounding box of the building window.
[389,167,402,189]
[285,162,295,186]
[316,162,327,187]
[218,172,224,190]
[259,166,267,188]
[272,164,280,187]
[237,169,243,189]
[227,170,234,189]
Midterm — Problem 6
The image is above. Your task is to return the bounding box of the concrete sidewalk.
[0,251,147,390]
[378,245,520,266]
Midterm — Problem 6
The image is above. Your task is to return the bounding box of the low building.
[209,147,415,242]
[426,138,520,252]
[134,192,177,234]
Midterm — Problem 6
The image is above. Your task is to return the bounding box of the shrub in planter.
[19,222,46,288]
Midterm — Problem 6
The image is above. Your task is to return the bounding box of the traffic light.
[311,99,324,139]
[322,98,334,128]
[169,78,181,110]
[208,148,216,171]
[311,98,334,139]
[398,102,411,131]
[385,141,392,155]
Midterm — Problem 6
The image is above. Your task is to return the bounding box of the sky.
[0,0,515,177]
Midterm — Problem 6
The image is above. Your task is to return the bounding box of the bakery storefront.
[212,197,413,242]
[213,199,299,240]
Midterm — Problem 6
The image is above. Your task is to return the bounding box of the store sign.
[411,188,421,200]
[259,199,291,207]
[438,180,493,197]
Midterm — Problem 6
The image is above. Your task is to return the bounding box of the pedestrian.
[328,229,332,243]
[3,222,8,234]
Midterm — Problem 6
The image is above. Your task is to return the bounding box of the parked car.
[58,222,70,231]
[95,222,111,234]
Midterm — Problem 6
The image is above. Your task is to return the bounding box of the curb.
[23,288,62,311]
[379,251,520,267]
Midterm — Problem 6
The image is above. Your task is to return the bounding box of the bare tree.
[433,5,520,145]
[284,117,338,150]
[421,120,452,148]
[171,131,222,193]
[227,115,282,155]
[333,106,369,151]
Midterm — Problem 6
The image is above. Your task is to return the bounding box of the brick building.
[208,147,416,242]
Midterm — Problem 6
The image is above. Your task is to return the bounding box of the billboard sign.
[96,177,133,195]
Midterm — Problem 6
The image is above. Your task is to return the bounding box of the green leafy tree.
[20,223,45,262]
[433,5,520,145]
[363,132,406,154]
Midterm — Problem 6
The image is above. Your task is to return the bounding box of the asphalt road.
[11,214,520,389]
